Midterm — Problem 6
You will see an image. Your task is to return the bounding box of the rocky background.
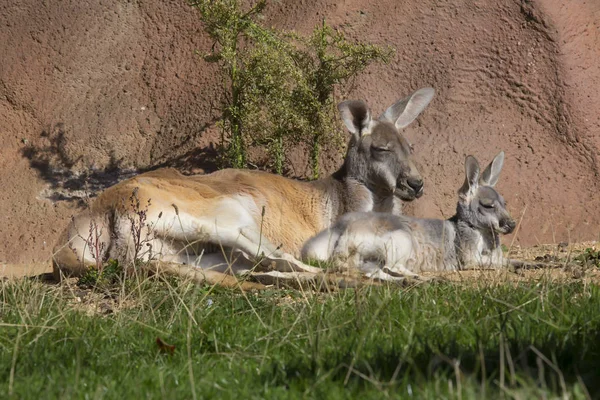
[1,0,599,264]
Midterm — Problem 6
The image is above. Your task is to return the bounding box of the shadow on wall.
[151,142,220,176]
[21,123,221,206]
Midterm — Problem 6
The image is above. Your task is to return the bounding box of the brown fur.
[100,168,330,252]
[52,89,435,281]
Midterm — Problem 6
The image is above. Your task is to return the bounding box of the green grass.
[0,275,598,399]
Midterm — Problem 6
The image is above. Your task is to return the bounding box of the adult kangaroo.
[302,152,516,281]
[52,87,435,280]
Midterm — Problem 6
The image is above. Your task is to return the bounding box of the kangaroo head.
[457,151,516,234]
[337,87,434,201]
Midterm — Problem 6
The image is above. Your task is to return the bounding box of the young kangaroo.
[301,152,516,280]
[53,88,435,280]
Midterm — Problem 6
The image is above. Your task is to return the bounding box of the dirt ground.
[3,242,598,291]
[423,241,600,286]
[0,0,599,267]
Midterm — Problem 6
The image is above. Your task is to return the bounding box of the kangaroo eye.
[480,200,495,209]
[372,146,390,152]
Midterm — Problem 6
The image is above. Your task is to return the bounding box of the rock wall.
[0,0,598,263]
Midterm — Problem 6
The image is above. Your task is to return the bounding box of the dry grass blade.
[142,261,266,291]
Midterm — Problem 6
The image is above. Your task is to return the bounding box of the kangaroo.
[301,152,516,280]
[53,87,435,280]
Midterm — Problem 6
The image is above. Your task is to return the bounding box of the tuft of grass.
[575,247,600,269]
[0,274,599,398]
[77,259,124,289]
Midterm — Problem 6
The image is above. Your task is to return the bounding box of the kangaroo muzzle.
[395,175,424,201]
[407,177,424,198]
[500,218,516,234]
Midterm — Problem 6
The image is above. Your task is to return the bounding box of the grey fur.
[322,87,434,218]
[301,152,516,279]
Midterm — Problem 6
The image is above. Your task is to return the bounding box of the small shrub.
[292,21,394,178]
[193,0,393,177]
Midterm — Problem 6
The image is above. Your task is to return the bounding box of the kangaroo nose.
[407,178,423,194]
[504,219,516,234]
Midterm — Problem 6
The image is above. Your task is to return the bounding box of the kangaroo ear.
[479,151,505,187]
[459,155,480,196]
[338,100,372,137]
[379,87,435,129]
